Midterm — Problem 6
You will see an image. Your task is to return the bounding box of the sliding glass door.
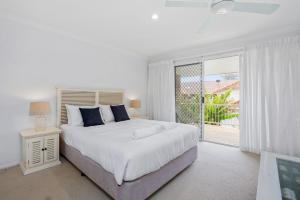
[174,55,240,146]
[203,56,240,146]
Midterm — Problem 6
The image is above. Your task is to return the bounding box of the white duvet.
[61,119,199,185]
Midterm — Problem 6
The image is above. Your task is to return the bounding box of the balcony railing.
[204,104,239,127]
[176,103,239,127]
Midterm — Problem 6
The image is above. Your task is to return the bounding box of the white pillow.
[65,104,100,126]
[99,104,115,122]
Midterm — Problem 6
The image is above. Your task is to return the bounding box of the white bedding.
[61,119,199,185]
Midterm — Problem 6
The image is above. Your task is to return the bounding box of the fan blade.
[232,2,280,15]
[165,0,208,7]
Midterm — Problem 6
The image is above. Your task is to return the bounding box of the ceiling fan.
[165,0,280,15]
[165,0,280,33]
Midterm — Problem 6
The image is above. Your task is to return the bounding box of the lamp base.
[131,114,141,118]
[34,116,47,131]
[130,108,140,118]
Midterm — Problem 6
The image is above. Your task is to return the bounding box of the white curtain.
[147,60,176,122]
[240,36,300,156]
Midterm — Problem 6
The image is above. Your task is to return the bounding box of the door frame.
[173,51,242,144]
[202,54,242,147]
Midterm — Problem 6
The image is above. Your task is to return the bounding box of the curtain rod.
[172,47,244,64]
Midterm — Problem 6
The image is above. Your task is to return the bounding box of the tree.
[204,89,239,125]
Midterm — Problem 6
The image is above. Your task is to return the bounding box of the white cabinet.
[20,127,61,175]
[27,136,44,168]
[43,135,59,164]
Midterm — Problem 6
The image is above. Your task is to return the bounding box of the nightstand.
[20,127,61,175]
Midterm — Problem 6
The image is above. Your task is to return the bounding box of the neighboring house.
[180,80,240,102]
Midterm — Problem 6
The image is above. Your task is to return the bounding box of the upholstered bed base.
[60,139,197,200]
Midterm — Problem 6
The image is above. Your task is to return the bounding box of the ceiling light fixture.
[151,13,159,20]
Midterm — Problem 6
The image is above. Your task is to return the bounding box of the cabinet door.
[44,134,58,164]
[27,137,44,168]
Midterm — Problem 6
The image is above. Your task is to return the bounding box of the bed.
[57,88,198,200]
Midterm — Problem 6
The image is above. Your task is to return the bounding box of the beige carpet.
[0,142,260,200]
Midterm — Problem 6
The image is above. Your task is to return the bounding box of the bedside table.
[20,127,61,175]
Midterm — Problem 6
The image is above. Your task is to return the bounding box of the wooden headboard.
[56,88,124,126]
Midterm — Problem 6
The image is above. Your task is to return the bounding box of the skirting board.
[0,161,19,171]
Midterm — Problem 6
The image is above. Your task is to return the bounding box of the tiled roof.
[180,80,239,95]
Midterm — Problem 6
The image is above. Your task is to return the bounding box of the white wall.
[0,18,148,169]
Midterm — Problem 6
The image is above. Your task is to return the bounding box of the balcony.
[176,102,240,146]
[204,124,239,146]
[204,103,239,146]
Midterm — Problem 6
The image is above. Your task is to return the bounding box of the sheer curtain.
[147,60,176,122]
[240,36,300,156]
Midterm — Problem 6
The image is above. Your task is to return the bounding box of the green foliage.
[176,89,239,125]
[204,89,239,124]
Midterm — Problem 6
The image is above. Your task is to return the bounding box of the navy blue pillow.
[79,107,104,127]
[110,105,130,122]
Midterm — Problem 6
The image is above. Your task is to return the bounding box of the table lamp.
[130,99,141,118]
[29,102,51,131]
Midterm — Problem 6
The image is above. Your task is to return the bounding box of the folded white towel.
[133,125,162,139]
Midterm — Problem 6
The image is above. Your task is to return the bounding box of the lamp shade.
[29,102,51,116]
[130,99,141,109]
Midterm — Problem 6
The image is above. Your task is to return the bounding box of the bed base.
[60,139,197,200]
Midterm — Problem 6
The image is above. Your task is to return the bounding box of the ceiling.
[1,0,300,57]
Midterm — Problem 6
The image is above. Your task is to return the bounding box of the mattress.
[60,119,199,185]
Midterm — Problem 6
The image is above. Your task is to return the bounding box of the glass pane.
[277,158,300,200]
[203,56,240,146]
